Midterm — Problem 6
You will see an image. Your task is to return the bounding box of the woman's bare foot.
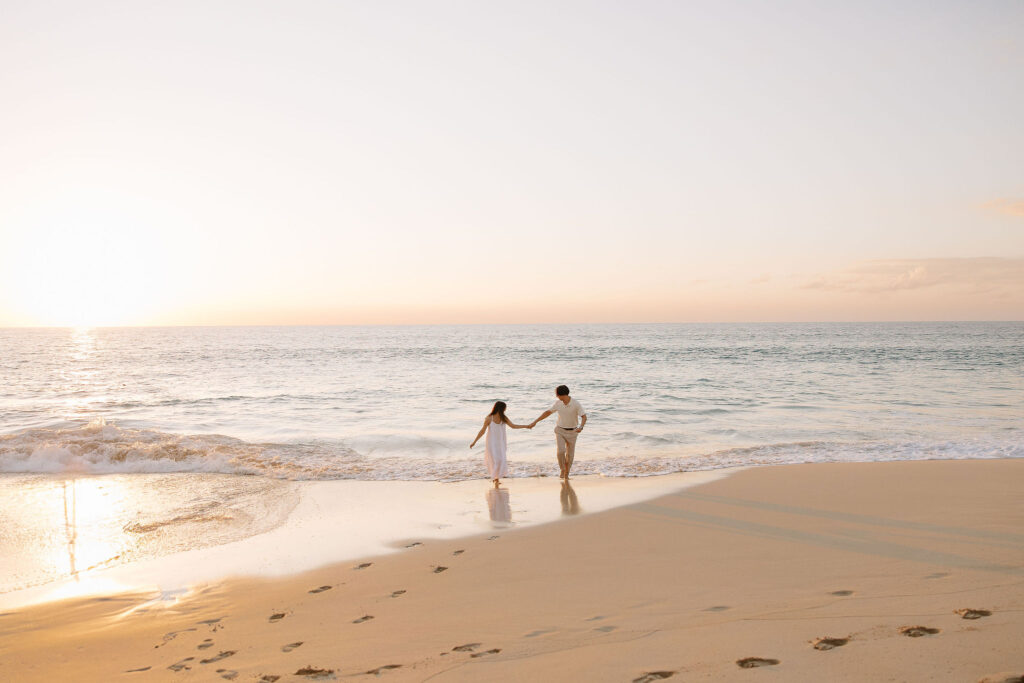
[493,478,500,488]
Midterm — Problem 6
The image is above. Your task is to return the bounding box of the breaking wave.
[1,419,1020,482]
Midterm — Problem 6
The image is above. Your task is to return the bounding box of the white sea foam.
[1,420,1020,481]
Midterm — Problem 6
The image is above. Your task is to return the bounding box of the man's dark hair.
[556,385,570,396]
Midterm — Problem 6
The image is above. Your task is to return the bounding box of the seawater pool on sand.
[0,473,300,594]
[0,469,733,609]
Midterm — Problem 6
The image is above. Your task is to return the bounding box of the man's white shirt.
[550,398,586,428]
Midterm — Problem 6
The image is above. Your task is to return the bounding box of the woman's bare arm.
[469,418,489,448]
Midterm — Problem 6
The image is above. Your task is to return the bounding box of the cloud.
[981,199,1024,217]
[801,257,1024,295]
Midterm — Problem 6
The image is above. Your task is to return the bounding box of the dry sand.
[1,459,1021,682]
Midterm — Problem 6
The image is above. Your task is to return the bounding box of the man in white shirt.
[531,384,588,479]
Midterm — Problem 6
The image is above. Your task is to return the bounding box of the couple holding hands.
[470,384,587,486]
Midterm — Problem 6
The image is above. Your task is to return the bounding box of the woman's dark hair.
[556,385,570,396]
[489,401,509,424]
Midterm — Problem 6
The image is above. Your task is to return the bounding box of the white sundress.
[484,418,508,479]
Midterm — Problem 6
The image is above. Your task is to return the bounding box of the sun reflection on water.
[54,477,131,581]
[0,472,300,602]
[60,327,108,421]
[3,476,150,596]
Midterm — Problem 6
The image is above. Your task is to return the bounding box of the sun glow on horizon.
[2,193,184,327]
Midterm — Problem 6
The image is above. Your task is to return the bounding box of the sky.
[1,0,1021,326]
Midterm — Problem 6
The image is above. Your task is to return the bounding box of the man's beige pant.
[555,427,579,472]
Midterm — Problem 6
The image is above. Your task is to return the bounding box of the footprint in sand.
[125,666,152,673]
[831,590,854,597]
[353,615,375,624]
[197,618,223,626]
[200,651,237,665]
[355,562,373,570]
[524,629,556,638]
[366,664,403,675]
[282,642,303,653]
[258,676,280,683]
[900,626,940,638]
[269,613,287,623]
[452,643,481,652]
[198,639,215,650]
[470,648,501,658]
[633,672,676,683]
[812,637,849,651]
[487,535,500,540]
[956,609,992,620]
[405,542,423,548]
[168,657,195,672]
[433,566,449,574]
[453,549,465,556]
[308,585,333,594]
[157,627,198,648]
[294,667,334,679]
[703,605,730,612]
[594,625,617,633]
[585,616,606,622]
[390,590,407,598]
[736,658,779,668]
[216,669,238,680]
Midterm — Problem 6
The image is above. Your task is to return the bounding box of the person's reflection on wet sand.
[560,480,580,515]
[486,486,512,526]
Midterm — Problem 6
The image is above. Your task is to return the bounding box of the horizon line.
[2,319,1022,330]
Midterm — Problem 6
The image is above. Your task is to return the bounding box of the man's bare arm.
[531,410,554,427]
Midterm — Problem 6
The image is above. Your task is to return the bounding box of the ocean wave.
[1,420,1021,482]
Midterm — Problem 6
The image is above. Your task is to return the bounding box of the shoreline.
[1,459,1021,681]
[0,469,733,610]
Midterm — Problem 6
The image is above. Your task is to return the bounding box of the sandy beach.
[1,459,1021,682]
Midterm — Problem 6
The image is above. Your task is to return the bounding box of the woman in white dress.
[469,401,532,487]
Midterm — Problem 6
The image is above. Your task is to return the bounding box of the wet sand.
[0,471,727,609]
[1,459,1022,682]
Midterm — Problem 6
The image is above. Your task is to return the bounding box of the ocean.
[2,322,1022,480]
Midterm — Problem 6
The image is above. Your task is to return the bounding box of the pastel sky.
[1,0,1021,326]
